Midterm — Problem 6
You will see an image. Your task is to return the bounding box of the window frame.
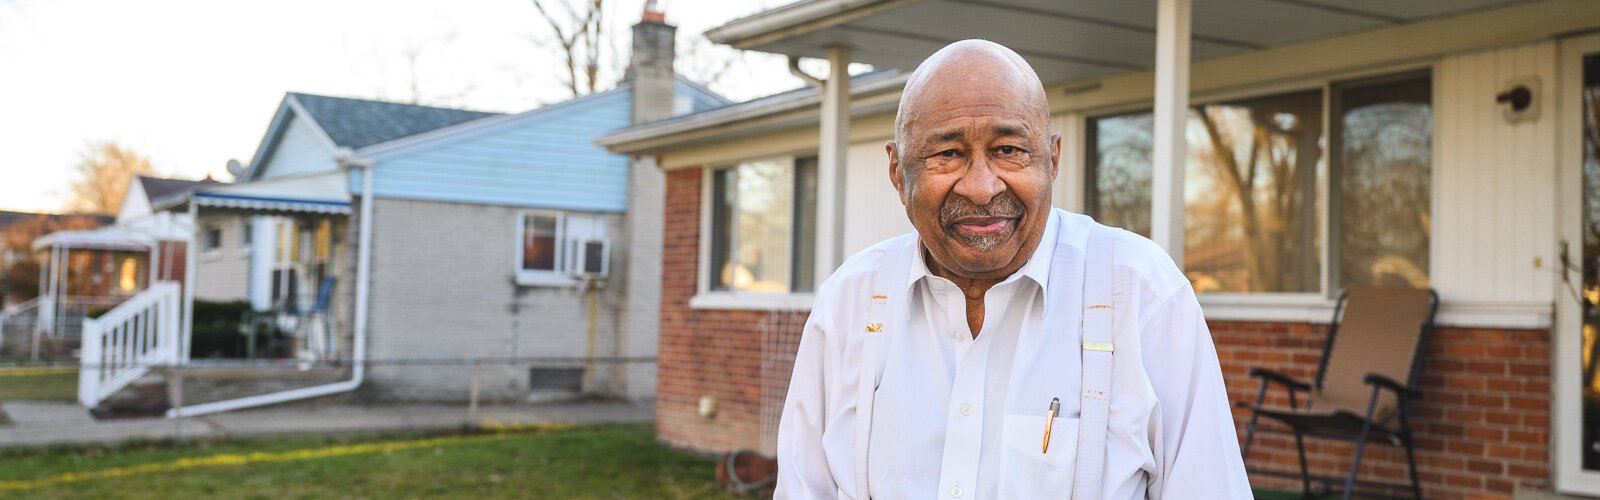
[515,209,575,287]
[201,224,223,255]
[1080,65,1436,304]
[693,155,817,310]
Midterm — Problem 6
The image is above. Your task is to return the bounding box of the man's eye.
[936,149,960,158]
[996,145,1020,155]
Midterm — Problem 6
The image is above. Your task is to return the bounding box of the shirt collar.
[904,209,1061,298]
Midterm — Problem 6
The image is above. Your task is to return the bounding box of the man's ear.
[886,140,907,204]
[1047,132,1062,180]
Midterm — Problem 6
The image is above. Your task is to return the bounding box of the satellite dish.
[226,159,245,178]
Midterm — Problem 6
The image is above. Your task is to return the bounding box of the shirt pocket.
[999,412,1079,498]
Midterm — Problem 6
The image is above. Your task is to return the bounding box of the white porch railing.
[77,282,182,408]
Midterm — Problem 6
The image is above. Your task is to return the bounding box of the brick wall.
[657,166,811,453]
[1214,321,1551,499]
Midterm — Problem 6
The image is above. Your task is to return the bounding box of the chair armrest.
[1363,373,1422,400]
[1248,367,1311,391]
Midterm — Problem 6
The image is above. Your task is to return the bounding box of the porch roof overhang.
[31,228,153,252]
[599,0,1550,154]
[158,172,352,216]
[706,0,1535,82]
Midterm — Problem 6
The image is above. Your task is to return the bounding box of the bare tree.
[65,142,155,215]
[530,0,611,97]
[370,33,481,107]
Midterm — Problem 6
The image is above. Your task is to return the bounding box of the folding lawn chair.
[1240,288,1439,499]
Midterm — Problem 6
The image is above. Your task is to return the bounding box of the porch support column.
[1150,0,1191,268]
[182,199,197,363]
[815,46,850,286]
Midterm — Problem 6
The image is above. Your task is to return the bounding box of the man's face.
[888,71,1060,280]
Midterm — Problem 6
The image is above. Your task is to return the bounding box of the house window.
[709,156,818,293]
[516,211,603,285]
[521,213,562,273]
[118,255,140,292]
[1085,71,1431,294]
[203,225,223,252]
[1332,74,1432,289]
[243,220,253,246]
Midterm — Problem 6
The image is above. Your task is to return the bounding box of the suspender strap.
[1073,225,1117,499]
[854,238,914,498]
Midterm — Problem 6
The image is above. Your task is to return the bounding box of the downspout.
[167,153,374,418]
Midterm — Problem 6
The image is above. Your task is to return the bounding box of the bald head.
[894,40,1051,156]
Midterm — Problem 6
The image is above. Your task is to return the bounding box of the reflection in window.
[1335,75,1432,289]
[1578,52,1599,471]
[118,256,139,292]
[522,214,559,272]
[1088,90,1324,293]
[709,157,818,293]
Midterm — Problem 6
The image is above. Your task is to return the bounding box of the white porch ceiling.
[713,0,1538,84]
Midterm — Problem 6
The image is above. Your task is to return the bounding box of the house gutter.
[167,152,376,418]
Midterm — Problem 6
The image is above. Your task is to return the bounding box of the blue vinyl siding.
[257,114,337,179]
[359,89,633,213]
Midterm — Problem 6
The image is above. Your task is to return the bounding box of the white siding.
[194,213,250,302]
[1433,41,1558,309]
[841,140,913,258]
[257,115,337,179]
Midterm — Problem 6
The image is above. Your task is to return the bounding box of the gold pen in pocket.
[1042,397,1060,453]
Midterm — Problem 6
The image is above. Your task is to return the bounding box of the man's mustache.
[938,190,1024,227]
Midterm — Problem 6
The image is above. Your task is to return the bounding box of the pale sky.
[0,0,815,213]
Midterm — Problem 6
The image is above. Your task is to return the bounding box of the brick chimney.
[618,0,676,402]
[629,0,676,124]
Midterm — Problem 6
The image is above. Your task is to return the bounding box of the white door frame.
[1555,31,1600,497]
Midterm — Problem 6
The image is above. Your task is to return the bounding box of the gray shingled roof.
[138,176,221,205]
[288,93,502,150]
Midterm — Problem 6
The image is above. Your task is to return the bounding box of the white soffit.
[720,0,1536,84]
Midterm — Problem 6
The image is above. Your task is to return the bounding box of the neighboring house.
[0,211,114,355]
[75,6,725,415]
[597,0,1600,497]
[0,211,114,304]
[118,176,221,299]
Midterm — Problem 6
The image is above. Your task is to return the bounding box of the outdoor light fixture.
[1497,78,1539,123]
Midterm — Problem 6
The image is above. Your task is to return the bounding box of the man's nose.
[952,152,1004,206]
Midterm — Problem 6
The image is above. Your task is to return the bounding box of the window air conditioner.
[570,238,609,279]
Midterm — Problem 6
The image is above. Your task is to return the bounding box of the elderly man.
[775,40,1250,499]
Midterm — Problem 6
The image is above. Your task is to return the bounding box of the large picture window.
[1086,71,1431,294]
[708,156,818,293]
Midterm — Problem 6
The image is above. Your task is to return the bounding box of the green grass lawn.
[0,369,78,402]
[0,424,740,499]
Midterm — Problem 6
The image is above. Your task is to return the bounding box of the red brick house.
[598,0,1600,497]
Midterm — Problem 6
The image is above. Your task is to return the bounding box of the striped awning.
[192,192,350,214]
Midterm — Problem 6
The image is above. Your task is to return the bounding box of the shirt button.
[959,404,973,416]
[951,484,963,498]
[951,330,964,342]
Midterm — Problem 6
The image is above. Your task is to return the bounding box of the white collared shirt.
[776,209,1250,499]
